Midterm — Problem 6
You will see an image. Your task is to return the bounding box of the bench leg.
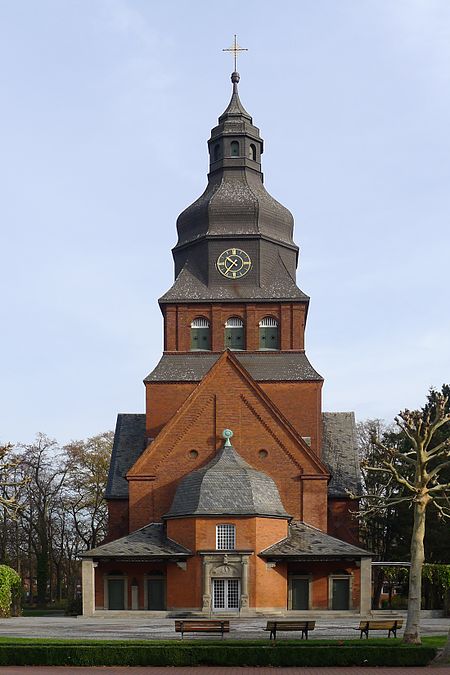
[270,629,276,640]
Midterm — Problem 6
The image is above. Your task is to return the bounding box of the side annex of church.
[81,68,372,616]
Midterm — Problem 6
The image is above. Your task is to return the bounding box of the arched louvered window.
[224,317,245,350]
[230,140,239,157]
[249,143,257,161]
[213,143,221,161]
[259,316,279,350]
[190,317,211,351]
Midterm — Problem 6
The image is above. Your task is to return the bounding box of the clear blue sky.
[1,0,449,445]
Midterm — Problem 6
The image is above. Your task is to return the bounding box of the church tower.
[147,69,323,458]
[81,63,371,617]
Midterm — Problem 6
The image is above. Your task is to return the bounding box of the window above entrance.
[216,524,236,550]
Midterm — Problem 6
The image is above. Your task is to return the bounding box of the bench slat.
[175,620,230,638]
[359,619,403,639]
[265,620,315,641]
[359,621,403,629]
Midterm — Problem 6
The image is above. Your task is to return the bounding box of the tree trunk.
[36,550,48,607]
[372,568,384,609]
[403,497,427,644]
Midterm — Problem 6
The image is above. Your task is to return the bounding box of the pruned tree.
[356,419,410,607]
[353,386,450,644]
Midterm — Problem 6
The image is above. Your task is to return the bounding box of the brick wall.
[129,354,328,529]
[162,301,307,352]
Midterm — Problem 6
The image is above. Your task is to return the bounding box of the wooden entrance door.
[332,578,350,610]
[291,578,309,610]
[147,578,166,610]
[108,579,125,610]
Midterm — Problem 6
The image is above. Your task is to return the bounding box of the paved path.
[0,668,449,674]
[0,613,448,640]
[0,615,448,672]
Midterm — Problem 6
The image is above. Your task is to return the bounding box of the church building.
[81,66,372,616]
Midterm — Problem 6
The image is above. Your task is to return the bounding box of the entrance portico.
[201,552,251,614]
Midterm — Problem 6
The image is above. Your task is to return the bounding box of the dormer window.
[225,317,245,350]
[259,316,279,350]
[216,524,236,550]
[230,141,239,157]
[249,144,257,161]
[190,317,211,351]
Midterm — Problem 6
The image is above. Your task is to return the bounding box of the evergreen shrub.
[0,643,437,667]
[0,566,22,617]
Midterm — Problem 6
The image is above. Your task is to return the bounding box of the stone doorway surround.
[200,552,252,615]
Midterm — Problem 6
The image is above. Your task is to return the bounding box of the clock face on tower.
[216,248,252,279]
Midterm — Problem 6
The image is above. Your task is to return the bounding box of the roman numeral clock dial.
[216,248,252,279]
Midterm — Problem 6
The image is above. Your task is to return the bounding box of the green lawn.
[0,635,445,647]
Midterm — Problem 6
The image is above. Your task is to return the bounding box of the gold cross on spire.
[223,35,248,72]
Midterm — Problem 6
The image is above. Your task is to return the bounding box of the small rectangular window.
[216,524,236,550]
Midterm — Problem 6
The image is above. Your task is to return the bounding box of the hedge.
[0,643,437,667]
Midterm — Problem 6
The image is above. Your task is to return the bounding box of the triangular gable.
[128,350,328,479]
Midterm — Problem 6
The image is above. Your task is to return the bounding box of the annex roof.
[259,521,370,560]
[105,414,147,500]
[80,523,192,561]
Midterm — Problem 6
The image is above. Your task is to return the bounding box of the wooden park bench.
[175,619,230,640]
[265,620,316,641]
[359,619,403,639]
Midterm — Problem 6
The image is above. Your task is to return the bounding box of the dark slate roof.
[218,75,252,123]
[145,352,323,383]
[105,414,147,500]
[159,259,309,303]
[81,523,192,560]
[260,521,370,559]
[164,443,290,519]
[321,412,361,498]
[174,73,297,253]
[175,172,296,250]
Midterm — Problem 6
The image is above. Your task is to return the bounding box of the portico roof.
[80,523,192,561]
[259,521,371,560]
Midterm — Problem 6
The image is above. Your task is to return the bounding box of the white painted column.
[359,557,372,616]
[202,560,212,612]
[131,583,139,610]
[240,556,249,610]
[81,559,97,617]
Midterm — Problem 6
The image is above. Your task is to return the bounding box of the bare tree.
[0,444,28,518]
[64,431,112,551]
[17,434,67,606]
[354,387,450,644]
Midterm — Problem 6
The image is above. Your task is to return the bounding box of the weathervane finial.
[223,35,248,73]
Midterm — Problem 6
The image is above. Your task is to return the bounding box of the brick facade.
[83,70,370,618]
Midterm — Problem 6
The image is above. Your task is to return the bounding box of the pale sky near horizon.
[1,0,449,446]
